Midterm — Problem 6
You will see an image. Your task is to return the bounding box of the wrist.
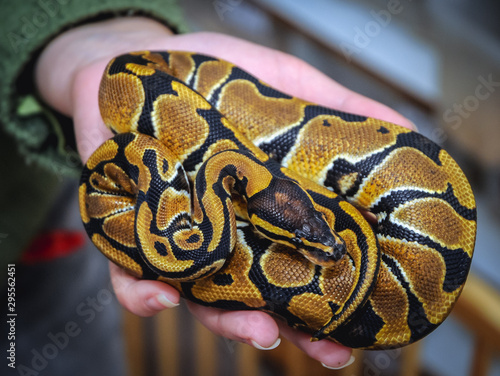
[35,17,173,116]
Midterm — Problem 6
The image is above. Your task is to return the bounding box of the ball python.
[79,51,477,349]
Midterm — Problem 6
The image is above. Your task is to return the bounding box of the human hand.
[36,17,414,369]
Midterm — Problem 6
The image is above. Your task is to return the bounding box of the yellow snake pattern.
[79,51,477,349]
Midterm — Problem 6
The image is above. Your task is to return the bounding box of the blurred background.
[119,0,500,375]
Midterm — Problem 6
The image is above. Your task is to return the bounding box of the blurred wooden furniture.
[452,273,500,376]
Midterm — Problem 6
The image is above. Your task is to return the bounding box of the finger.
[276,320,354,369]
[186,302,280,350]
[109,262,180,317]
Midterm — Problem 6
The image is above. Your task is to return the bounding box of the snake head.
[292,213,347,266]
[247,175,347,267]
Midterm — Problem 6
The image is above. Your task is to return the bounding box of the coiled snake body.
[79,51,477,349]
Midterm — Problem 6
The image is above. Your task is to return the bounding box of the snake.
[79,51,477,349]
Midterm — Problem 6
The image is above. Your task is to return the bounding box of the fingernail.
[146,294,179,310]
[250,338,281,350]
[321,354,355,370]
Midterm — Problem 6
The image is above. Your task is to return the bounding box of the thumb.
[71,60,113,163]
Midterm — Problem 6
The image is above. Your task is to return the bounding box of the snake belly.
[79,51,477,349]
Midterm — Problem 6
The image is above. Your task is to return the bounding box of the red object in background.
[21,230,86,264]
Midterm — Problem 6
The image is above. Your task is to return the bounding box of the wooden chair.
[451,273,500,376]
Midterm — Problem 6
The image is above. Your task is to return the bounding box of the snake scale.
[79,51,477,349]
